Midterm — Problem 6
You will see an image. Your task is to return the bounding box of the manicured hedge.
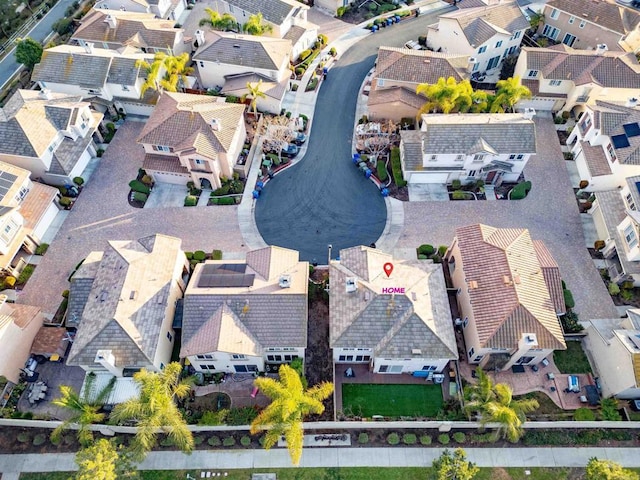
[129,180,150,194]
[510,180,532,200]
[390,147,406,187]
[184,195,197,206]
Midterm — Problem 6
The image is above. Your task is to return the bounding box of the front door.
[485,171,497,184]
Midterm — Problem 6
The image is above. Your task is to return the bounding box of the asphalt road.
[254,9,454,263]
[0,0,77,89]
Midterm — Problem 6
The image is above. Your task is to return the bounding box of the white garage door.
[517,98,557,111]
[408,172,449,184]
[149,171,189,185]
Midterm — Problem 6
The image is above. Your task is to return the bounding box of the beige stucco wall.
[541,8,626,51]
[0,311,43,383]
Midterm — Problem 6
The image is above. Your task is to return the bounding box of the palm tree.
[199,8,237,31]
[242,13,273,36]
[136,52,194,97]
[250,364,333,465]
[51,374,116,446]
[490,76,531,113]
[110,363,193,458]
[243,79,266,117]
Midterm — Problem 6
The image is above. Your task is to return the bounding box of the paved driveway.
[19,121,246,314]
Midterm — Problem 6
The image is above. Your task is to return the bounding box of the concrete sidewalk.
[2,446,640,473]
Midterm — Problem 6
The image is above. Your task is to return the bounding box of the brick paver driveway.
[398,114,618,321]
[19,121,246,314]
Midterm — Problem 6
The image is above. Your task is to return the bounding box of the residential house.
[445,224,567,371]
[32,44,156,116]
[567,101,640,191]
[94,0,185,21]
[66,234,188,376]
[589,175,640,285]
[582,309,640,399]
[367,47,471,122]
[0,90,102,186]
[193,30,291,95]
[539,0,640,52]
[0,296,46,383]
[399,112,536,186]
[180,246,308,374]
[514,45,640,113]
[329,246,457,375]
[426,1,529,75]
[0,162,59,277]
[137,92,246,189]
[221,72,287,115]
[71,9,188,55]
[212,0,318,59]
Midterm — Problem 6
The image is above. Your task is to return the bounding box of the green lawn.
[553,341,593,374]
[341,383,443,417]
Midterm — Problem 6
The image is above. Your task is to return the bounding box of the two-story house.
[399,112,536,186]
[0,162,59,277]
[0,90,102,186]
[137,92,246,189]
[514,45,640,114]
[329,246,457,375]
[94,0,185,21]
[367,47,470,122]
[539,0,640,52]
[71,9,187,55]
[32,44,157,116]
[212,0,318,59]
[66,234,188,377]
[445,224,567,371]
[426,1,529,76]
[180,246,308,374]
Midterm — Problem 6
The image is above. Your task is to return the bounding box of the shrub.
[579,180,589,189]
[295,67,304,76]
[59,197,72,207]
[358,433,369,444]
[299,49,312,61]
[35,243,49,255]
[387,433,400,445]
[193,250,206,261]
[317,33,328,45]
[184,195,198,207]
[418,245,435,256]
[50,435,62,446]
[329,47,337,56]
[336,5,348,17]
[376,159,388,182]
[17,432,31,443]
[390,147,406,187]
[574,407,596,421]
[52,17,72,35]
[18,265,35,284]
[451,179,462,190]
[3,276,16,289]
[73,176,84,186]
[420,435,432,445]
[226,406,259,425]
[305,78,318,92]
[185,252,193,260]
[608,282,621,295]
[563,289,575,309]
[207,436,221,446]
[129,180,150,194]
[594,240,605,251]
[438,245,448,257]
[212,249,223,260]
[560,311,584,333]
[240,436,251,446]
[621,288,634,302]
[212,197,235,205]
[600,398,622,421]
[160,436,175,447]
[438,433,450,445]
[198,410,227,426]
[141,175,154,186]
[97,148,104,157]
[225,95,239,103]
[452,190,472,200]
[132,192,148,203]
[194,436,204,445]
[452,432,466,443]
[402,433,417,445]
[510,180,532,200]
[223,436,236,447]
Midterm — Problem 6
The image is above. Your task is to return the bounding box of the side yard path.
[398,114,618,321]
[18,121,247,315]
[2,446,640,473]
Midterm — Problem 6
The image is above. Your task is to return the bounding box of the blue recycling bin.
[252,190,260,199]
[352,153,361,164]
[381,188,389,197]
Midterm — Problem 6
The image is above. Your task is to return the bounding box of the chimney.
[195,29,205,48]
[104,14,117,29]
[39,88,52,100]
[94,349,122,376]
[595,44,608,55]
[84,42,94,54]
[523,107,536,120]
[467,57,478,73]
[210,118,221,131]
[626,97,639,108]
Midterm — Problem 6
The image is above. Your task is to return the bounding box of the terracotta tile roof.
[521,78,567,98]
[138,92,246,158]
[3,303,42,329]
[546,0,640,35]
[142,153,189,174]
[374,47,469,84]
[329,246,457,359]
[532,240,566,315]
[580,140,612,177]
[72,10,180,50]
[453,224,566,350]
[368,85,425,108]
[19,182,58,232]
[30,326,67,356]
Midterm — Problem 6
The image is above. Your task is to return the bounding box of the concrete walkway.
[2,446,640,473]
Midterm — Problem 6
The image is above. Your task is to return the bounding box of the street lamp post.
[327,244,332,266]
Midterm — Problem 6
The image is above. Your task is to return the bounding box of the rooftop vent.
[626,97,639,108]
[513,274,521,284]
[595,44,608,55]
[468,280,478,289]
[503,275,512,285]
[345,277,357,293]
[129,290,137,300]
[279,274,292,288]
[411,348,422,355]
[210,118,221,131]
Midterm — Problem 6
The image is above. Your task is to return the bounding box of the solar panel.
[0,170,17,202]
[201,263,246,275]
[623,122,640,138]
[612,134,630,149]
[198,273,255,288]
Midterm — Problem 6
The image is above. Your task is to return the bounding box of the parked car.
[294,132,307,146]
[269,143,299,158]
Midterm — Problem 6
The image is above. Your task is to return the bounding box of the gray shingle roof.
[374,47,468,84]
[107,57,142,85]
[546,0,640,35]
[223,0,299,25]
[590,101,640,165]
[32,50,111,89]
[329,246,457,360]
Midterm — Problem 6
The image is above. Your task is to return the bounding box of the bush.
[600,398,622,421]
[225,95,239,103]
[317,34,328,45]
[330,47,337,57]
[418,244,435,256]
[240,436,251,446]
[198,410,227,426]
[336,5,348,17]
[73,176,84,186]
[17,432,31,443]
[59,197,72,207]
[510,180,532,200]
[390,147,406,187]
[212,249,223,260]
[97,148,104,157]
[193,250,207,261]
[184,195,198,207]
[376,159,388,182]
[560,310,584,333]
[3,276,16,289]
[452,190,472,200]
[358,433,369,444]
[579,180,589,189]
[438,434,450,445]
[420,435,432,445]
[387,433,400,445]
[194,436,204,446]
[574,407,596,421]
[608,282,621,295]
[295,67,304,76]
[207,436,221,446]
[160,436,175,447]
[129,180,150,194]
[223,436,236,447]
[50,435,62,446]
[141,175,154,186]
[563,289,575,309]
[452,432,466,443]
[451,179,462,190]
[185,252,193,260]
[305,77,318,92]
[402,433,417,445]
[132,192,148,203]
[18,265,35,284]
[52,17,72,35]
[35,243,49,255]
[212,197,236,205]
[299,49,312,61]
[594,240,605,251]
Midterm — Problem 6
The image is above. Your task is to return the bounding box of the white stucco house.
[94,0,185,21]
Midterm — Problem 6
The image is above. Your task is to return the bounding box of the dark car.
[294,132,307,146]
[270,143,299,158]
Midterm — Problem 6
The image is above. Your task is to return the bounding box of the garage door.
[408,172,449,184]
[149,171,189,185]
[517,98,557,111]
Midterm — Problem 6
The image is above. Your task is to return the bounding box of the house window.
[607,144,617,163]
[346,355,354,361]
[579,115,592,134]
[472,63,480,72]
[568,16,575,24]
[478,46,487,54]
[473,154,485,162]
[429,155,437,162]
[199,364,215,370]
[166,332,173,342]
[549,8,559,19]
[579,20,586,28]
[153,145,171,152]
[199,61,204,68]
[455,155,464,162]
[356,355,363,361]
[267,355,283,362]
[550,80,562,86]
[468,347,475,358]
[160,363,165,369]
[473,356,484,362]
[486,56,500,70]
[4,225,11,234]
[513,31,521,39]
[339,355,346,361]
[626,193,636,211]
[624,224,638,249]
[379,365,388,372]
[528,70,538,78]
[462,317,468,328]
[516,356,535,365]
[363,355,371,361]
[468,170,477,177]
[542,25,560,40]
[562,33,577,47]
[508,46,516,55]
[194,158,206,165]
[231,354,246,359]
[247,365,258,372]
[422,365,437,371]
[196,354,214,359]
[378,78,385,87]
[234,365,248,373]
[495,40,503,48]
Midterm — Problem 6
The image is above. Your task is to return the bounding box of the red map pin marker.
[383,262,394,277]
